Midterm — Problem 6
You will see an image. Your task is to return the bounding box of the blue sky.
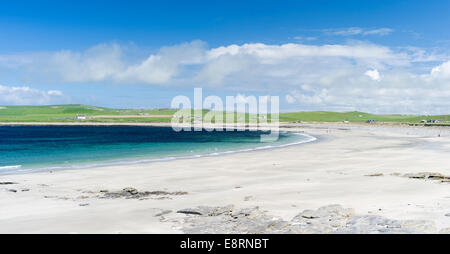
[1,0,450,113]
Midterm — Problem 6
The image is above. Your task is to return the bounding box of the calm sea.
[0,126,315,174]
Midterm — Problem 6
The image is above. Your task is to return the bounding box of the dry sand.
[0,123,449,233]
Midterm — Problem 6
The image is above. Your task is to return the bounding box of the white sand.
[0,123,449,233]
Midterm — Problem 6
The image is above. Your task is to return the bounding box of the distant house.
[428,119,443,123]
[366,120,377,124]
[76,114,86,120]
[191,116,202,120]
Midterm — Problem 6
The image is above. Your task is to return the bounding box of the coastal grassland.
[0,105,176,123]
[0,105,254,123]
[278,111,450,124]
[0,105,449,125]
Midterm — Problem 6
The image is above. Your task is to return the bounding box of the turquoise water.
[0,126,315,174]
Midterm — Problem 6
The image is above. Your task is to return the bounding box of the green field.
[0,105,176,123]
[279,111,450,125]
[0,105,449,125]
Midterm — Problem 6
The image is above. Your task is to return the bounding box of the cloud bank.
[0,40,449,113]
[0,85,68,105]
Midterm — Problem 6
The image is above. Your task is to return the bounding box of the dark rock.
[364,173,384,177]
[403,172,448,180]
[177,208,203,215]
[394,172,450,183]
[123,187,138,195]
[0,182,17,185]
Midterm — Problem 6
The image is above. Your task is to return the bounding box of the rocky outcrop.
[170,204,440,234]
[99,187,188,199]
[393,172,450,183]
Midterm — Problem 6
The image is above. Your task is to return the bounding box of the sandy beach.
[1,123,449,233]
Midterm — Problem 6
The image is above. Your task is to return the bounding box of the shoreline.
[1,121,449,134]
[0,123,449,233]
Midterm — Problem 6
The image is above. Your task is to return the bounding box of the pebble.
[365,173,384,177]
[155,210,172,217]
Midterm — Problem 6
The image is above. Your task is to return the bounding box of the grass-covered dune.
[0,104,449,125]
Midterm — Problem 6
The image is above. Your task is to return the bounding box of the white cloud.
[45,43,124,82]
[285,89,330,105]
[294,36,317,41]
[47,90,63,96]
[116,40,206,84]
[285,94,296,104]
[0,85,68,105]
[365,69,381,81]
[236,93,251,104]
[330,27,364,36]
[285,65,450,114]
[362,28,394,36]
[326,27,394,36]
[430,60,450,78]
[206,43,401,61]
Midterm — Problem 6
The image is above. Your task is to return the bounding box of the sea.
[0,125,315,175]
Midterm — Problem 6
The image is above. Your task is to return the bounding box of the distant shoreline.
[0,121,449,129]
[1,105,449,125]
[0,122,175,127]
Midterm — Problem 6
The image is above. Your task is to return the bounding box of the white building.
[76,114,86,120]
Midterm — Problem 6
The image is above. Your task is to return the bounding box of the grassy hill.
[0,105,176,123]
[0,104,449,125]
